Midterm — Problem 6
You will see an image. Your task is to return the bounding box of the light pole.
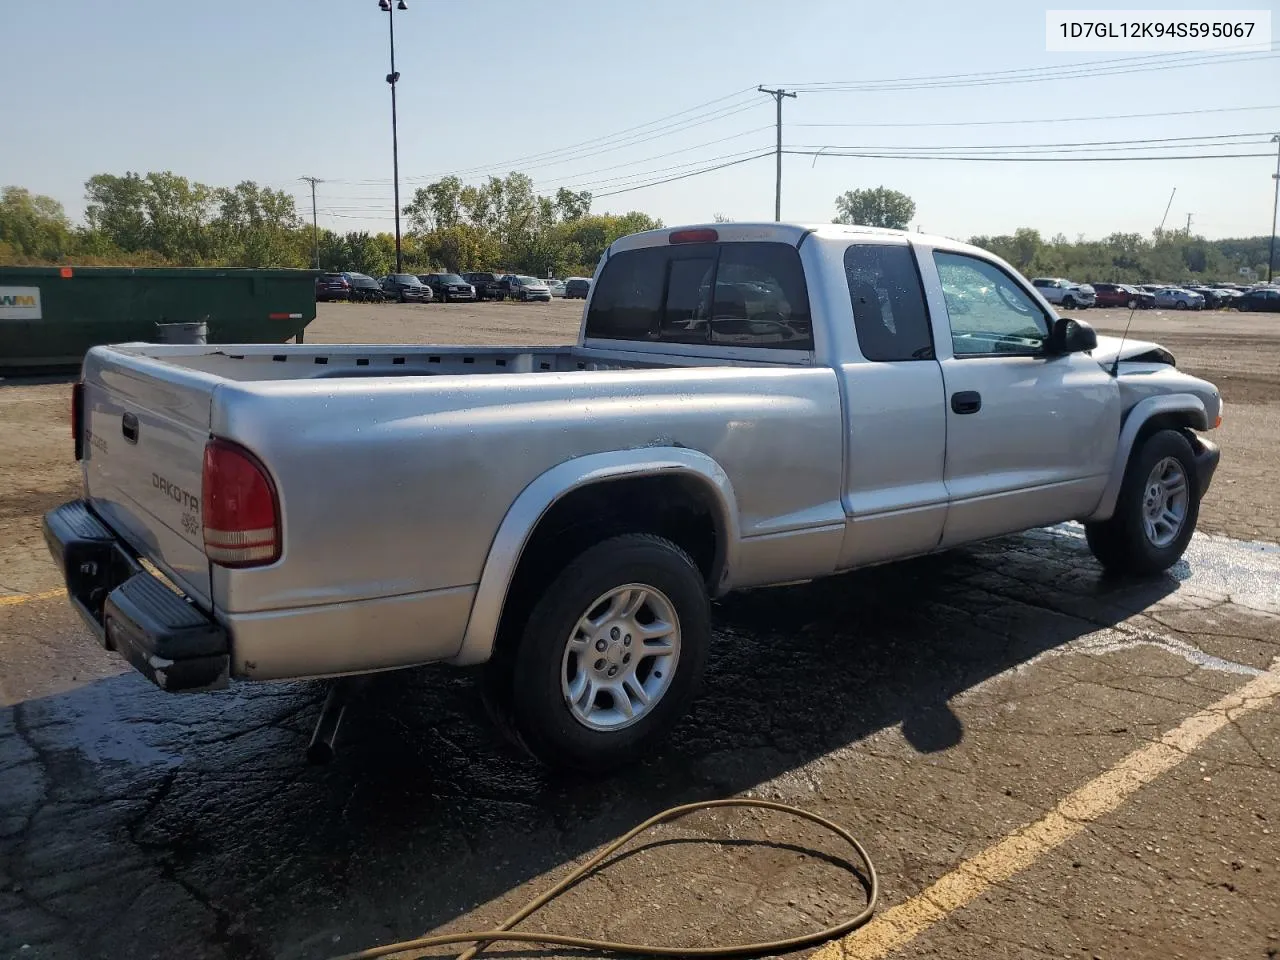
[378,0,407,273]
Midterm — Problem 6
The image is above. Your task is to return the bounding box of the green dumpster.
[0,266,319,371]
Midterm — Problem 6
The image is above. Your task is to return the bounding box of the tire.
[439,290,448,304]
[1175,300,1187,310]
[483,534,710,773]
[1084,429,1200,576]
[1126,298,1137,309]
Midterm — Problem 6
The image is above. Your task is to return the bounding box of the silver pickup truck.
[45,222,1222,772]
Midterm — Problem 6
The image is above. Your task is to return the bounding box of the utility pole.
[1269,134,1280,283]
[299,176,323,269]
[758,86,797,222]
[1185,212,1193,236]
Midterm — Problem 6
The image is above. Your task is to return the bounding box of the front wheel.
[1062,296,1077,309]
[1126,298,1137,309]
[484,534,710,773]
[1085,429,1199,576]
[1175,300,1188,310]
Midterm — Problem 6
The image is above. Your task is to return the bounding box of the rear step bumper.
[43,500,229,692]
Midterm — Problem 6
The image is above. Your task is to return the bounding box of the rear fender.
[1086,394,1209,522]
[450,448,740,666]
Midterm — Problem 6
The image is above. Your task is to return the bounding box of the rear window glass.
[585,242,812,350]
[843,244,933,361]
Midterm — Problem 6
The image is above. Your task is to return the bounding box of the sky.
[3,0,1278,241]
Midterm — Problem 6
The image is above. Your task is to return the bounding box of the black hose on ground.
[330,798,878,960]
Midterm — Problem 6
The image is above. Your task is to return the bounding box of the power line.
[777,45,1278,92]
[787,149,1274,162]
[788,132,1277,154]
[791,103,1280,129]
[588,151,775,199]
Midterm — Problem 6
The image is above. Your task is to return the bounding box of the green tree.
[0,187,75,262]
[833,187,916,229]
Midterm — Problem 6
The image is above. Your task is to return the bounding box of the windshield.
[519,276,543,285]
[441,274,465,284]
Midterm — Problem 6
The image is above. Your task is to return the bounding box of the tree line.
[0,172,660,279]
[1,176,1273,283]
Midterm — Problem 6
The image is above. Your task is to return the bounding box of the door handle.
[951,391,982,415]
[121,412,139,444]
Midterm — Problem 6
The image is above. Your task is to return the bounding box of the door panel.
[938,353,1119,545]
[925,247,1121,546]
[832,240,949,568]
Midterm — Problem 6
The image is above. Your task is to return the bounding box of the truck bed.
[108,341,808,382]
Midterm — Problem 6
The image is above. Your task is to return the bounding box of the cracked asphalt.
[2,302,1279,960]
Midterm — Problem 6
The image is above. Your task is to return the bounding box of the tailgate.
[81,347,218,606]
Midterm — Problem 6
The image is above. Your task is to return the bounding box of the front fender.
[1086,393,1209,522]
[449,448,741,667]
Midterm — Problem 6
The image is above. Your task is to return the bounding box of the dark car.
[1089,282,1150,309]
[379,273,433,303]
[462,272,504,301]
[316,273,351,302]
[1188,286,1231,309]
[564,277,591,300]
[343,272,385,302]
[489,276,514,301]
[1233,287,1280,312]
[419,273,476,303]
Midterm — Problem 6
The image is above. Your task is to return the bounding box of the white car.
[1031,277,1096,309]
[546,280,567,298]
[509,276,552,302]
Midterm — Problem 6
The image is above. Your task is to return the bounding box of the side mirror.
[1048,316,1097,355]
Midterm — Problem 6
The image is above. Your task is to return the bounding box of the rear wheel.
[1062,296,1077,309]
[1085,429,1199,576]
[482,534,710,773]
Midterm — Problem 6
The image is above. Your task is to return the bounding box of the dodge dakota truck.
[45,222,1222,772]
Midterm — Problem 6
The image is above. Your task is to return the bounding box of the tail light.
[71,381,85,460]
[202,439,281,567]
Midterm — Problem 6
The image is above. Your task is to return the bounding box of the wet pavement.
[2,525,1279,960]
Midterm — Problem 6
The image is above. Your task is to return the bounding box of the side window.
[843,243,933,361]
[709,243,813,350]
[583,246,667,340]
[933,251,1051,357]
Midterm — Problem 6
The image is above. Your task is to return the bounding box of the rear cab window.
[843,243,933,361]
[585,241,813,350]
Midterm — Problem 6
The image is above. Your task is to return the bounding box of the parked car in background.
[1188,286,1231,309]
[1031,277,1096,309]
[1232,287,1280,312]
[510,275,551,302]
[564,277,592,300]
[547,279,567,298]
[1153,287,1204,310]
[380,274,433,303]
[344,273,385,303]
[1090,282,1152,309]
[490,276,515,300]
[419,273,476,303]
[463,272,505,301]
[316,273,352,302]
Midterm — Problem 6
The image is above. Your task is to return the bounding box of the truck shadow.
[1,526,1181,959]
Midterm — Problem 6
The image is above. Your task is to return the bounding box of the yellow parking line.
[0,588,66,607]
[814,658,1280,960]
